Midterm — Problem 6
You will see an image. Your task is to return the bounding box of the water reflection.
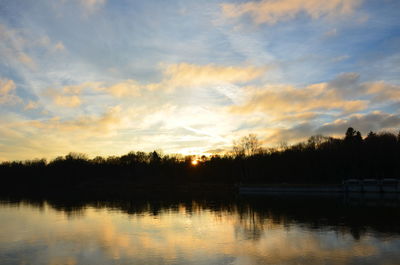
[0,196,399,265]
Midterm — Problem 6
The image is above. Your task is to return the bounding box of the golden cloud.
[260,110,400,146]
[0,78,22,105]
[230,82,367,116]
[53,95,82,108]
[18,53,37,70]
[24,101,40,110]
[95,63,266,97]
[80,0,106,10]
[45,82,101,107]
[0,106,126,161]
[1,23,65,65]
[96,80,141,97]
[156,63,267,91]
[316,111,400,135]
[0,78,15,95]
[58,0,106,15]
[365,81,400,102]
[28,105,122,134]
[221,0,362,25]
[53,42,66,52]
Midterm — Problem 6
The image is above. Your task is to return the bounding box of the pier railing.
[238,179,400,195]
[343,178,400,193]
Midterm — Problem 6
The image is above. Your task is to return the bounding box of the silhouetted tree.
[367,131,377,139]
[233,134,261,157]
[345,127,362,143]
[307,135,329,149]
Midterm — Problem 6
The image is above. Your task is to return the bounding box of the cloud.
[45,82,101,107]
[271,112,318,123]
[52,0,106,16]
[28,105,122,135]
[324,28,338,38]
[265,123,316,145]
[45,90,82,108]
[0,24,25,50]
[327,72,362,97]
[155,63,266,91]
[316,112,400,135]
[53,42,66,52]
[80,0,106,9]
[264,111,400,145]
[365,81,400,103]
[331,55,349,62]
[96,80,141,97]
[24,101,40,110]
[96,63,266,97]
[221,0,362,25]
[77,0,107,13]
[326,73,400,103]
[0,23,65,72]
[0,78,22,105]
[260,72,400,113]
[34,37,65,53]
[0,25,30,69]
[228,73,400,143]
[231,82,367,116]
[53,95,82,108]
[0,79,16,96]
[0,105,128,160]
[18,52,37,70]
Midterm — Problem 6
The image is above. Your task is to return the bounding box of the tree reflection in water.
[1,194,400,265]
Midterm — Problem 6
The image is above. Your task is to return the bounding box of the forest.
[1,127,399,197]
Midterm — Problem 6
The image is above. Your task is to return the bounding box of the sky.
[0,0,399,161]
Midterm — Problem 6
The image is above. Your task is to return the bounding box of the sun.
[191,159,198,166]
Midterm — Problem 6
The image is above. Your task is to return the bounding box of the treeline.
[235,128,400,184]
[1,127,400,195]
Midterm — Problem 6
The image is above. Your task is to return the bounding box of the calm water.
[0,196,400,265]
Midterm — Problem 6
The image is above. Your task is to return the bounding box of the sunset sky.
[0,0,399,161]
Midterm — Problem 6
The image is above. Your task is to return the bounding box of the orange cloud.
[61,0,107,15]
[53,95,82,108]
[53,41,66,52]
[316,111,400,135]
[0,78,22,105]
[1,23,65,64]
[0,78,15,95]
[365,81,400,102]
[155,63,267,91]
[80,0,106,10]
[95,63,266,96]
[28,105,122,134]
[45,82,101,107]
[96,80,141,97]
[230,83,367,116]
[221,0,362,25]
[18,53,37,70]
[24,101,40,110]
[0,105,127,161]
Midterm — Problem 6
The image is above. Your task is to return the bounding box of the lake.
[0,195,399,265]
